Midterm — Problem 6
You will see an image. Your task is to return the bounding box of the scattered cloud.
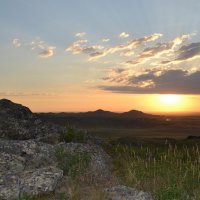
[10,32,200,95]
[66,33,163,61]
[75,32,86,38]
[66,40,104,55]
[29,38,56,58]
[12,38,21,47]
[125,34,193,66]
[119,32,129,38]
[30,38,56,58]
[100,69,200,94]
[39,46,56,58]
[30,39,46,50]
[11,37,56,58]
[88,33,163,60]
[160,42,200,65]
[102,38,110,42]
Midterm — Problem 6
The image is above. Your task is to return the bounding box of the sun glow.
[159,94,182,105]
[152,94,189,113]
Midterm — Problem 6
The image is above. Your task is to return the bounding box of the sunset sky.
[1,0,200,114]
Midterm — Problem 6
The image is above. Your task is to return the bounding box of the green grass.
[105,141,200,200]
[55,146,91,177]
[16,195,33,200]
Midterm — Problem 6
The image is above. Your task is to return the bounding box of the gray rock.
[0,152,25,172]
[0,139,56,169]
[0,99,60,140]
[0,167,63,200]
[0,139,63,199]
[0,172,20,200]
[105,185,153,200]
[20,167,63,196]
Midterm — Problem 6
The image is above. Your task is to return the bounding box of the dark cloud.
[99,70,200,94]
[176,42,200,61]
[161,42,200,65]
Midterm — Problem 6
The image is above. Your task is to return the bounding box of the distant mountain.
[121,110,149,118]
[85,109,118,117]
[38,108,165,129]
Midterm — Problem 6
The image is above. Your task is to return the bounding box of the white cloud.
[124,33,194,67]
[66,40,104,55]
[12,39,21,48]
[102,38,110,42]
[89,33,163,60]
[119,32,129,38]
[75,32,86,38]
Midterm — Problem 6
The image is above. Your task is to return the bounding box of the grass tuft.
[55,146,91,177]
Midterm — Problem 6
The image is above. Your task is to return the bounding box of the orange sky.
[5,93,199,115]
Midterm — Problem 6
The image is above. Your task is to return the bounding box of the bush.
[59,124,86,143]
[55,146,91,177]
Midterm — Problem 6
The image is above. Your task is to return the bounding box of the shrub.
[55,146,91,177]
[59,124,86,143]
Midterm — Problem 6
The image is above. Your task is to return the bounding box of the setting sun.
[151,94,193,113]
[159,94,182,105]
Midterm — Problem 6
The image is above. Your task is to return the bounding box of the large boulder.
[0,99,60,140]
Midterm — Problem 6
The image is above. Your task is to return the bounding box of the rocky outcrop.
[105,185,153,200]
[0,99,61,140]
[0,139,116,199]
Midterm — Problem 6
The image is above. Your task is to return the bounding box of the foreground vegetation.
[15,124,200,200]
[105,139,200,200]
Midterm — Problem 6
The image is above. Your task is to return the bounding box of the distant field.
[38,112,200,139]
[87,126,200,139]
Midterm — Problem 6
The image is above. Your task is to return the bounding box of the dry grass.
[106,140,200,200]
